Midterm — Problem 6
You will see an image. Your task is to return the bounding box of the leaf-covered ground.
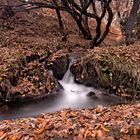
[0,9,122,76]
[0,103,140,139]
[0,9,140,139]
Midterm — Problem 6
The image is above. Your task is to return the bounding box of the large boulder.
[70,60,100,88]
[45,53,70,80]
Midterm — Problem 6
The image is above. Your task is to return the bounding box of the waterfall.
[0,60,124,120]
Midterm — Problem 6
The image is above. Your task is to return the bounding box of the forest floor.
[0,103,140,139]
[0,10,140,139]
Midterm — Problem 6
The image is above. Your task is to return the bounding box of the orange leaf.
[96,130,103,137]
[134,127,137,135]
[136,112,140,118]
[8,133,21,140]
[101,125,109,132]
[0,130,4,137]
[35,121,47,134]
[84,129,91,138]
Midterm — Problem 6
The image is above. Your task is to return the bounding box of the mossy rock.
[70,56,140,100]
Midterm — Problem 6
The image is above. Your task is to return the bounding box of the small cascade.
[0,60,124,120]
[59,59,90,94]
[60,64,74,84]
[59,66,93,94]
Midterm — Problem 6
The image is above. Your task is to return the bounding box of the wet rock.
[87,91,98,99]
[46,55,70,80]
[0,105,9,113]
[5,92,15,102]
[0,92,4,106]
[0,80,11,104]
[109,87,118,94]
[87,91,96,97]
[70,62,99,87]
[52,79,63,94]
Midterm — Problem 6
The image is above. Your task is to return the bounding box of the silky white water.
[0,66,124,120]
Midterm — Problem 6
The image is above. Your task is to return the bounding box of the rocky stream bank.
[0,45,140,139]
[0,10,140,139]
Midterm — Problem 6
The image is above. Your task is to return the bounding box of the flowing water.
[0,64,124,120]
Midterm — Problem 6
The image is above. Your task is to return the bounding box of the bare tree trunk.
[80,0,92,39]
[82,14,92,39]
[125,0,140,45]
[52,0,64,31]
[74,15,92,40]
[55,9,64,31]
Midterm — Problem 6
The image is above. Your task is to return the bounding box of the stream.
[0,64,124,120]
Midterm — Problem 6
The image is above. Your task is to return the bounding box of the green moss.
[100,58,110,67]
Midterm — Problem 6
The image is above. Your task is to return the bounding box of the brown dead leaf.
[96,130,103,137]
[0,131,4,137]
[96,105,103,113]
[60,111,67,118]
[8,133,21,140]
[134,126,140,135]
[70,112,77,117]
[135,112,140,118]
[101,125,109,132]
[106,136,115,140]
[134,127,138,135]
[84,129,91,138]
[73,134,84,140]
[35,121,47,134]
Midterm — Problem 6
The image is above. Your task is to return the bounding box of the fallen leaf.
[101,125,109,132]
[96,130,103,137]
[8,133,21,140]
[35,121,47,134]
[84,129,91,138]
[0,131,4,137]
[135,112,140,118]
